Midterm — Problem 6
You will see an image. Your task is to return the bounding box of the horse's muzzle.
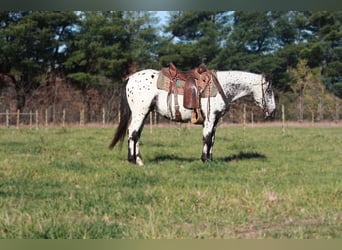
[264,109,275,119]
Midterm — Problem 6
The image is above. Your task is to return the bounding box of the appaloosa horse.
[109,69,276,166]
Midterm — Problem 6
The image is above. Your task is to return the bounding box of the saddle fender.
[183,77,199,109]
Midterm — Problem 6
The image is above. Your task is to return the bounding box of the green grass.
[0,125,341,238]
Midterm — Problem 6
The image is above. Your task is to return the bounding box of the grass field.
[0,124,341,239]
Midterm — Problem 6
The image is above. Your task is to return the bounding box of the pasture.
[0,124,341,239]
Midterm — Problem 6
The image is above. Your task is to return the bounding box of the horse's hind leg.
[127,113,147,166]
[128,129,143,166]
[125,70,157,165]
[127,96,156,166]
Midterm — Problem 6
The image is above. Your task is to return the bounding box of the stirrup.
[191,109,204,124]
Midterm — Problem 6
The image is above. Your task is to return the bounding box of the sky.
[155,11,169,26]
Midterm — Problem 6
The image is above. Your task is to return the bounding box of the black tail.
[109,79,131,150]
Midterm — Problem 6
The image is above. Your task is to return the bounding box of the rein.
[260,75,271,115]
[210,72,230,109]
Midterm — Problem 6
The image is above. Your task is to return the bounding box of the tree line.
[0,11,341,121]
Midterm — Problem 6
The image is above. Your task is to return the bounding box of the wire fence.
[0,104,340,130]
[0,107,119,129]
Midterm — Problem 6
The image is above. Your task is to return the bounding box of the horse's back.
[127,69,159,90]
[129,69,159,82]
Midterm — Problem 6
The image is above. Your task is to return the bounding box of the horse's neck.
[220,75,254,102]
[230,85,253,101]
[217,71,256,101]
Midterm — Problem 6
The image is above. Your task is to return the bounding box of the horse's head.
[254,75,276,118]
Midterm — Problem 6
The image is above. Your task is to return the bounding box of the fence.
[0,104,340,129]
[0,107,119,129]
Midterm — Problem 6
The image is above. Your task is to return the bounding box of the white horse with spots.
[109,69,276,166]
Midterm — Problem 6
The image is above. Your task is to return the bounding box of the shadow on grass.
[152,154,198,163]
[218,151,267,162]
[151,151,266,163]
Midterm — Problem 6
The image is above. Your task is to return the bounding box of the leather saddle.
[161,63,213,124]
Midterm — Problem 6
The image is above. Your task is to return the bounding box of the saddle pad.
[157,71,218,98]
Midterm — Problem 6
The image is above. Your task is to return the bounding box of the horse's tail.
[109,78,131,150]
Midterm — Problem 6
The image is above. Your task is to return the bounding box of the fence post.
[53,105,56,125]
[118,109,121,124]
[243,104,246,135]
[30,110,33,129]
[16,109,20,129]
[80,108,84,126]
[6,109,9,128]
[45,109,48,129]
[150,111,153,133]
[35,110,39,130]
[335,97,340,123]
[282,104,285,135]
[102,107,105,128]
[298,95,303,122]
[154,109,157,126]
[62,109,66,128]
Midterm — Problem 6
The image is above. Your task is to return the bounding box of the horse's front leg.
[201,121,216,162]
[201,131,215,162]
[201,111,223,162]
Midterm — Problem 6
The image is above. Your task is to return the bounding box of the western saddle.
[161,62,214,124]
